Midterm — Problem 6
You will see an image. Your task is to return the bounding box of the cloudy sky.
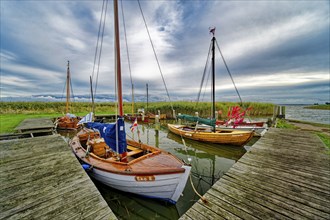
[1,0,329,104]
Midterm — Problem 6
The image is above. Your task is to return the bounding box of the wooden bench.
[127,145,143,157]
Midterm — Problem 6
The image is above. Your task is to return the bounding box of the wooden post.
[195,112,199,117]
[155,115,160,130]
[273,105,286,119]
[178,113,181,125]
[155,115,160,148]
[173,109,176,119]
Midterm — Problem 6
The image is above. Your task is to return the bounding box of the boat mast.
[114,0,123,116]
[66,60,70,114]
[211,29,216,131]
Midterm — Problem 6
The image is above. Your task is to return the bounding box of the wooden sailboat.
[56,61,81,130]
[69,0,191,204]
[168,29,254,146]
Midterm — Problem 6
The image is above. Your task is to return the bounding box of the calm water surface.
[285,105,330,124]
[59,120,257,220]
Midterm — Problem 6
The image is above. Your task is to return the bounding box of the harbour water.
[284,105,330,125]
[58,105,329,219]
[59,121,258,219]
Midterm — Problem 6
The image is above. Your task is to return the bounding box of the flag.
[209,27,216,35]
[78,112,94,125]
[130,118,138,132]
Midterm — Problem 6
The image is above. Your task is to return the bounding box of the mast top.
[209,27,216,36]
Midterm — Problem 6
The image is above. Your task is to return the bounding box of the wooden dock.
[180,128,330,219]
[0,135,117,219]
[14,118,55,137]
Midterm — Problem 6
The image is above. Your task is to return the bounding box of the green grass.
[316,132,330,154]
[0,101,275,134]
[275,119,297,129]
[0,113,57,134]
[304,105,330,110]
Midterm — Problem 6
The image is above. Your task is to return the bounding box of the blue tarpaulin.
[86,117,127,154]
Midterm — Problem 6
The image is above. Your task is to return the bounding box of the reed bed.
[0,101,275,117]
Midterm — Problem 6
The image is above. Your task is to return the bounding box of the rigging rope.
[137,0,174,112]
[92,0,108,100]
[120,0,135,114]
[196,42,212,106]
[215,39,243,106]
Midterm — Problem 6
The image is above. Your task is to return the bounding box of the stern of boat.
[170,164,192,203]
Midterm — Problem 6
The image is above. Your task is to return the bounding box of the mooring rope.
[178,131,207,203]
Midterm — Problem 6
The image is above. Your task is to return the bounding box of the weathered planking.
[180,128,330,220]
[14,118,55,132]
[0,135,117,220]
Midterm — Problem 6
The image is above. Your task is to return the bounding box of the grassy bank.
[304,104,330,110]
[0,101,275,116]
[0,101,275,134]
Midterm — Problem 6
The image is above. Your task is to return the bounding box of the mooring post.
[155,115,160,131]
[173,109,176,119]
[178,113,181,125]
[215,111,218,120]
[155,115,160,147]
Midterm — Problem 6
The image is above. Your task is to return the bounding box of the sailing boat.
[69,0,191,204]
[168,28,254,146]
[55,61,81,130]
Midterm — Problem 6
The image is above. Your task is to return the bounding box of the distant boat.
[55,61,81,130]
[168,29,254,146]
[70,0,191,204]
[216,123,268,137]
[215,106,268,136]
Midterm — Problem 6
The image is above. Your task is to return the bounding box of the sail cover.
[177,114,216,127]
[86,117,127,154]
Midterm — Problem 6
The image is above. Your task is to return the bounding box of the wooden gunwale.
[70,136,186,175]
[168,124,253,146]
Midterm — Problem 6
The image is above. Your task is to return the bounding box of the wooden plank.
[225,170,330,217]
[228,166,330,207]
[180,128,330,220]
[217,178,310,220]
[14,118,54,132]
[238,156,330,186]
[240,152,330,176]
[0,135,116,220]
[201,191,257,220]
[222,175,329,219]
[207,187,286,220]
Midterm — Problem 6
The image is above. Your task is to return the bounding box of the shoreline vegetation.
[0,101,275,116]
[0,101,275,134]
[1,101,329,151]
[304,104,330,110]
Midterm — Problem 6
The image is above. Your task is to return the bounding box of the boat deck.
[180,128,330,219]
[0,135,117,219]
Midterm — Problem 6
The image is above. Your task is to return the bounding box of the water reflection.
[59,120,253,219]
